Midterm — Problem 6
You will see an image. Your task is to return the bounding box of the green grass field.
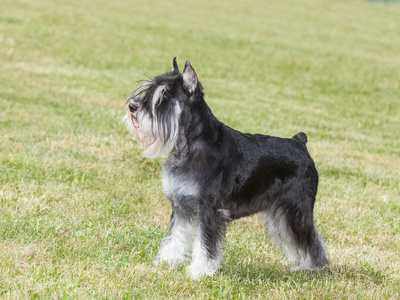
[1,0,399,298]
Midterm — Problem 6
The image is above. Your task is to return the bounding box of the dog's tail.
[292,132,308,145]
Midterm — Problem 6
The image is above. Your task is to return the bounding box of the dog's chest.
[161,168,199,201]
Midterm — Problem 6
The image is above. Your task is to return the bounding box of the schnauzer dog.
[124,58,328,279]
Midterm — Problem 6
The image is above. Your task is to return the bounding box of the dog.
[124,58,328,279]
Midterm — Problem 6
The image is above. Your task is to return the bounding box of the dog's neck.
[190,98,220,138]
[168,95,222,162]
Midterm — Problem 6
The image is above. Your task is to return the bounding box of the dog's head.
[124,58,200,158]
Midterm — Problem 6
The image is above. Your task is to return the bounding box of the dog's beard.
[123,104,181,158]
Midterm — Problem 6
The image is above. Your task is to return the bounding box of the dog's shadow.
[219,262,387,286]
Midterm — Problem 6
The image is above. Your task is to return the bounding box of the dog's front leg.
[187,208,228,279]
[154,209,195,266]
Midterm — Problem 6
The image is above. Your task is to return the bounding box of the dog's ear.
[172,57,179,75]
[182,60,198,94]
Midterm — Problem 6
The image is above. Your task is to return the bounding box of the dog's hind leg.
[261,207,328,272]
[294,222,329,272]
[261,210,301,266]
[289,226,328,272]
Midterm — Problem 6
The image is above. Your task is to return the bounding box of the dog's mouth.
[129,113,140,128]
[128,112,156,147]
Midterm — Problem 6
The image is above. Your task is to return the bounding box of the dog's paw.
[153,256,166,266]
[290,265,319,272]
[153,255,188,266]
[186,263,217,280]
[290,265,301,272]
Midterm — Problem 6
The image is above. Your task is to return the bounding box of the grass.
[1,0,399,298]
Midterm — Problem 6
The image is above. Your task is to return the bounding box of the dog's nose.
[128,103,138,113]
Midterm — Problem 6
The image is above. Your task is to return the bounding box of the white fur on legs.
[261,211,300,267]
[186,226,222,280]
[291,232,327,272]
[261,211,326,272]
[154,218,195,266]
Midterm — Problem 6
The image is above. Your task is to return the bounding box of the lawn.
[0,0,399,298]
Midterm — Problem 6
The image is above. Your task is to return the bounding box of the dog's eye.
[163,93,170,101]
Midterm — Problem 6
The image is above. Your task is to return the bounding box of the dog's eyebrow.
[152,84,167,109]
[130,80,153,99]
